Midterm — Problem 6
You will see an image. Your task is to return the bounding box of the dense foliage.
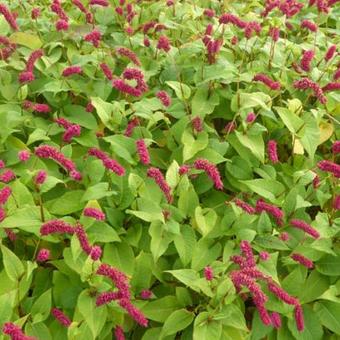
[0,0,339,339]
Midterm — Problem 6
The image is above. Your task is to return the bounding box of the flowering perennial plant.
[0,1,339,339]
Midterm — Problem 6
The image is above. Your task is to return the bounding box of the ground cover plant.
[0,0,339,339]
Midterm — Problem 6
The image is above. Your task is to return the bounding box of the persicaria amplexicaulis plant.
[0,1,339,339]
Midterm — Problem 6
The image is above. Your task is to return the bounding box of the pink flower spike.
[19,71,35,83]
[147,167,173,203]
[293,78,327,104]
[294,304,305,332]
[291,253,314,268]
[96,291,122,306]
[301,20,317,32]
[51,308,72,327]
[156,91,171,107]
[259,251,270,261]
[90,246,102,260]
[179,164,191,175]
[37,248,50,262]
[157,35,171,52]
[204,266,214,281]
[300,50,315,72]
[140,289,152,299]
[2,322,35,340]
[116,47,141,66]
[118,299,148,327]
[279,232,290,241]
[83,207,106,221]
[325,45,337,62]
[31,8,41,19]
[97,263,131,299]
[0,186,11,205]
[84,29,101,47]
[246,112,256,123]
[18,150,30,162]
[0,4,18,30]
[90,0,109,6]
[234,198,256,214]
[194,159,223,190]
[270,312,282,329]
[114,326,125,340]
[333,196,340,210]
[56,19,69,31]
[124,117,140,137]
[253,73,281,90]
[290,219,320,239]
[192,116,203,132]
[136,139,150,165]
[0,170,15,183]
[267,140,279,163]
[100,63,113,81]
[256,199,284,226]
[317,160,340,178]
[62,66,82,77]
[40,219,75,236]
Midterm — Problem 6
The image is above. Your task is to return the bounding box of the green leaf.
[300,113,320,158]
[160,309,195,338]
[149,222,174,262]
[191,239,222,271]
[241,179,285,202]
[299,270,329,304]
[31,289,52,323]
[193,312,222,340]
[0,207,42,234]
[194,206,217,236]
[166,81,191,100]
[76,290,107,338]
[178,186,199,218]
[45,190,85,215]
[90,97,116,130]
[274,107,304,134]
[142,296,180,322]
[316,254,340,276]
[232,92,272,112]
[191,86,219,117]
[9,32,42,49]
[82,183,114,201]
[235,131,264,163]
[288,305,323,340]
[182,130,209,162]
[314,301,340,335]
[1,244,25,282]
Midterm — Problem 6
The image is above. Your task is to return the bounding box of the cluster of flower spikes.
[293,78,327,104]
[262,0,304,18]
[219,13,262,39]
[115,1,137,24]
[88,147,125,176]
[72,0,93,24]
[54,117,81,143]
[50,0,69,31]
[39,202,148,331]
[40,219,102,261]
[0,35,16,60]
[0,184,13,241]
[35,145,82,181]
[2,322,36,340]
[18,49,43,84]
[230,241,304,331]
[23,100,51,113]
[0,4,18,30]
[0,159,15,186]
[112,68,148,97]
[202,23,223,64]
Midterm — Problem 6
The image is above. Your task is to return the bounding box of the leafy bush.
[0,0,339,339]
